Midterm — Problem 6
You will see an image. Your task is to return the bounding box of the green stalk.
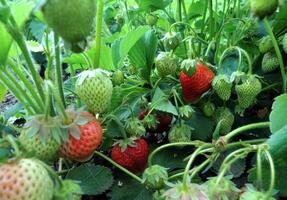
[264,150,275,199]
[181,0,188,22]
[8,59,44,110]
[94,0,104,69]
[148,141,205,166]
[95,151,143,183]
[69,64,81,107]
[208,0,214,40]
[44,83,51,120]
[216,147,252,185]
[54,34,66,107]
[177,0,182,22]
[0,70,34,114]
[198,1,209,55]
[257,147,263,189]
[48,82,70,122]
[1,69,41,113]
[263,18,286,93]
[224,122,270,141]
[182,146,206,191]
[5,23,44,100]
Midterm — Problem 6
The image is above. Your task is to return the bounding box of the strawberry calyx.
[76,69,112,86]
[113,138,138,152]
[180,58,197,76]
[60,109,94,142]
[22,114,64,144]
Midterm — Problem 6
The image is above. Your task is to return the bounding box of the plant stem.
[263,18,286,93]
[189,156,212,180]
[216,147,253,185]
[44,83,51,119]
[54,34,66,108]
[48,82,70,122]
[182,146,205,191]
[8,59,44,110]
[148,141,205,166]
[1,69,41,113]
[257,147,263,189]
[264,150,275,199]
[181,0,188,22]
[0,70,34,114]
[6,23,44,100]
[224,122,270,141]
[225,139,267,149]
[69,64,81,107]
[95,151,143,183]
[94,0,104,69]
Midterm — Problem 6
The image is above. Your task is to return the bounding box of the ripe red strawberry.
[0,158,54,200]
[60,112,103,161]
[111,139,149,174]
[180,62,215,103]
[139,110,172,133]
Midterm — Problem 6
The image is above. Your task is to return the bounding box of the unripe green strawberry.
[42,0,96,47]
[240,185,275,200]
[155,52,178,77]
[19,132,60,162]
[203,102,215,117]
[162,32,181,50]
[282,33,287,54]
[146,14,158,26]
[164,182,208,200]
[259,36,273,53]
[0,158,54,200]
[143,165,168,190]
[262,52,279,72]
[112,70,124,86]
[179,105,194,119]
[235,75,262,109]
[168,124,193,143]
[203,177,240,200]
[214,107,235,135]
[19,115,61,162]
[250,0,278,19]
[212,75,232,101]
[125,117,146,137]
[76,69,113,114]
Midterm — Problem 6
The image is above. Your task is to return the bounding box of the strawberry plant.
[1,0,287,199]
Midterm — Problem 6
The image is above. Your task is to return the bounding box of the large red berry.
[60,112,103,161]
[139,110,172,133]
[180,62,215,103]
[111,139,149,174]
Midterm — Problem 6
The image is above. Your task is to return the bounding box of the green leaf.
[152,87,178,116]
[63,43,114,70]
[112,26,150,68]
[273,2,287,35]
[151,147,191,170]
[212,150,246,178]
[186,110,214,141]
[0,6,11,24]
[0,0,34,64]
[129,30,158,82]
[135,0,172,10]
[66,164,114,195]
[270,94,287,134]
[249,125,287,197]
[0,83,7,104]
[108,177,153,200]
